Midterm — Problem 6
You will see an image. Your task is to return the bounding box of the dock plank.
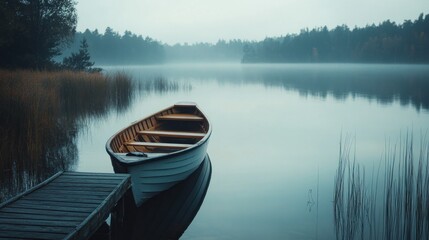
[7,203,95,213]
[0,218,80,228]
[35,189,112,196]
[0,171,131,240]
[47,182,120,187]
[22,196,105,205]
[0,230,65,240]
[0,207,89,217]
[40,185,116,192]
[0,212,84,222]
[52,178,122,183]
[61,172,127,177]
[31,189,110,195]
[28,192,107,201]
[0,223,74,234]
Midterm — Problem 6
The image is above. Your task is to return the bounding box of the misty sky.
[76,0,429,44]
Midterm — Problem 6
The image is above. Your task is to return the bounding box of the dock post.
[111,188,134,240]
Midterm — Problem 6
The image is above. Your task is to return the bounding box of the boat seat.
[156,113,204,121]
[138,130,205,139]
[125,141,193,149]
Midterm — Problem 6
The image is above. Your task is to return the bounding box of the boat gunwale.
[105,104,212,166]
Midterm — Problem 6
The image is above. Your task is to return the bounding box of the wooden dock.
[0,171,131,240]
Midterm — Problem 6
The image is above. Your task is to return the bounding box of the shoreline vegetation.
[0,69,134,202]
[334,134,429,240]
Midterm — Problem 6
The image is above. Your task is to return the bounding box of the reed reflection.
[0,70,134,202]
[137,76,192,94]
[121,155,212,240]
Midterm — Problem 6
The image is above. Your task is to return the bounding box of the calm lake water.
[71,64,428,239]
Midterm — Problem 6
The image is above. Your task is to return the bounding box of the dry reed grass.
[0,69,133,202]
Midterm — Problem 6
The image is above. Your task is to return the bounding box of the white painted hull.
[112,139,209,206]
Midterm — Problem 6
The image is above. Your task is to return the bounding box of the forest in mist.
[59,29,247,64]
[59,28,165,65]
[60,13,429,65]
[243,13,429,63]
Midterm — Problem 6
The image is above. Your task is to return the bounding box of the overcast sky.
[76,0,429,44]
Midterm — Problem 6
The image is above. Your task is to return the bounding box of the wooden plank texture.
[156,113,204,121]
[126,141,193,149]
[138,130,206,139]
[0,171,131,240]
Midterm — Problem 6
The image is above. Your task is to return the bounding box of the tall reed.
[334,133,429,240]
[0,69,134,202]
[334,136,368,240]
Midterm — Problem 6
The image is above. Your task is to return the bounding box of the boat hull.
[108,138,209,206]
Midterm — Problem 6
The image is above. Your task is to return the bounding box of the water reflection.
[244,64,429,111]
[0,71,134,202]
[118,64,429,111]
[122,155,212,240]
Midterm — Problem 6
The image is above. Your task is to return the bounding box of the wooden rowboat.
[105,102,211,206]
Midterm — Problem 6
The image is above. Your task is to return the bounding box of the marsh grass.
[0,69,134,202]
[334,134,429,240]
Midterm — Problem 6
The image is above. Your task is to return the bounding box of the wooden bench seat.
[156,113,204,121]
[125,141,193,149]
[138,130,205,139]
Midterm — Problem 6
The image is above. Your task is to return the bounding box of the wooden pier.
[0,171,131,240]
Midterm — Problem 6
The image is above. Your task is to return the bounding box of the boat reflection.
[122,154,212,240]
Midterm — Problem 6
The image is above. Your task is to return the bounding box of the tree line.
[1,1,428,68]
[164,40,246,62]
[242,13,429,63]
[60,28,165,65]
[60,30,248,64]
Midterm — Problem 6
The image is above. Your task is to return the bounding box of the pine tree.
[62,38,99,72]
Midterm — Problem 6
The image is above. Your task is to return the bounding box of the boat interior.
[109,103,209,154]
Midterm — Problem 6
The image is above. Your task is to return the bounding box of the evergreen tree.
[0,0,77,69]
[62,39,99,72]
